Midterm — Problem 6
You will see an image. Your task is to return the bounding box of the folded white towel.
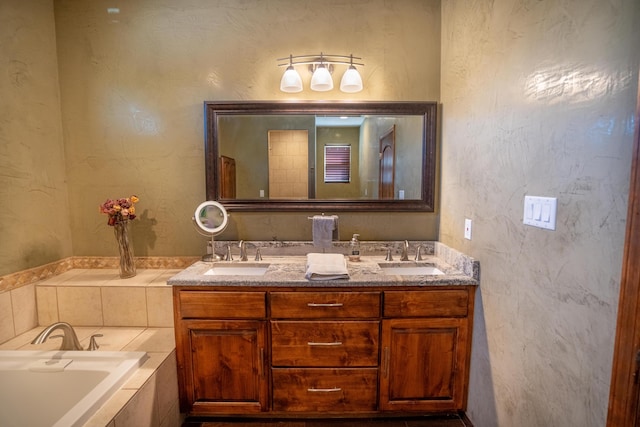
[305,253,350,281]
[312,215,338,249]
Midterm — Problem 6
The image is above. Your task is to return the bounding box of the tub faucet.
[400,240,410,261]
[31,322,83,351]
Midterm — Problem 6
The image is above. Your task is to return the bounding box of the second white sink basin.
[204,264,270,276]
[379,265,444,276]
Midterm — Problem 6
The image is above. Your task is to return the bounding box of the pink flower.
[99,196,140,226]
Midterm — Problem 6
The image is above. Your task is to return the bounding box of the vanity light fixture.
[277,53,364,93]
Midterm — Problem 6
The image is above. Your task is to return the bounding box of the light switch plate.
[464,218,472,240]
[523,196,557,230]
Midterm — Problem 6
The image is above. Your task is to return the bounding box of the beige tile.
[83,388,136,427]
[58,269,119,287]
[114,374,159,427]
[146,286,174,327]
[159,401,181,427]
[11,283,37,334]
[122,327,175,353]
[0,292,15,343]
[104,269,164,287]
[35,269,91,286]
[102,287,147,326]
[57,286,103,325]
[149,270,181,286]
[36,285,59,325]
[156,351,179,421]
[81,327,145,351]
[123,351,166,390]
[0,327,44,349]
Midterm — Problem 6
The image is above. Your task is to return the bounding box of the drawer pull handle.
[307,341,343,346]
[307,302,343,307]
[307,387,342,393]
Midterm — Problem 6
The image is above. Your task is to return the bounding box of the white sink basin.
[379,264,444,276]
[204,264,270,276]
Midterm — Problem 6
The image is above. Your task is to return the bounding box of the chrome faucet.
[31,322,83,351]
[400,240,410,261]
[239,240,248,261]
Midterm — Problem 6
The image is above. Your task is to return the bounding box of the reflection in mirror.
[205,102,437,212]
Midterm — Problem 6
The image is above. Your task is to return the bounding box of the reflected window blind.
[324,145,351,183]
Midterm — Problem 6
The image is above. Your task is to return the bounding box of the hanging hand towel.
[312,215,338,249]
[305,253,350,281]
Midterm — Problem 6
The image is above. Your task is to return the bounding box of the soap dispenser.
[349,234,361,262]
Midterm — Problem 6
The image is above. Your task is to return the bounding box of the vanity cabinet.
[380,290,472,411]
[173,286,475,417]
[173,291,268,414]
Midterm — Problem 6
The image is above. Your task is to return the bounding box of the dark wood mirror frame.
[204,101,437,212]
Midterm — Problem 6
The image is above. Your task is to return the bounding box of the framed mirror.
[205,101,437,211]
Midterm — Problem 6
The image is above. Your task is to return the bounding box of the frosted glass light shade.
[310,66,333,91]
[280,66,303,93]
[340,66,363,93]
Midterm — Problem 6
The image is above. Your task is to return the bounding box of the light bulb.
[310,65,333,91]
[340,66,363,93]
[280,66,303,93]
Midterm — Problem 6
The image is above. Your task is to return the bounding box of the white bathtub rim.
[0,350,148,427]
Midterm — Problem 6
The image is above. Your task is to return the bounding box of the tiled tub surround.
[0,265,185,427]
[0,265,189,344]
[0,326,180,427]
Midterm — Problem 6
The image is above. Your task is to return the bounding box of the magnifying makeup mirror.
[192,201,229,261]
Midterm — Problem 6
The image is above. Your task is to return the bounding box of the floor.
[183,414,472,427]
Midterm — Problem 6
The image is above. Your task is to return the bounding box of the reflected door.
[379,126,396,199]
[268,130,309,199]
[219,156,236,199]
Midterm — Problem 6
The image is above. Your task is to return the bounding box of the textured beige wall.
[441,1,639,425]
[0,0,72,276]
[53,0,442,258]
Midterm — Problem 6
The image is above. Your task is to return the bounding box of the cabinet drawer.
[272,368,378,412]
[271,321,379,367]
[178,291,266,318]
[270,292,380,318]
[384,290,468,317]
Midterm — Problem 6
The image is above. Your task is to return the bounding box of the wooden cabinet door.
[379,318,469,412]
[180,319,268,414]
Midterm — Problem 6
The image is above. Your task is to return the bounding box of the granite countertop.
[168,241,479,287]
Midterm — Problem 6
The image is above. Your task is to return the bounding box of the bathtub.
[0,350,148,427]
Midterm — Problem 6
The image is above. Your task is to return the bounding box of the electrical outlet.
[464,218,472,240]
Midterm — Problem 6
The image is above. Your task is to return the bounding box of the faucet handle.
[88,334,103,351]
[255,247,263,261]
[414,245,424,261]
[225,245,234,261]
[385,248,393,261]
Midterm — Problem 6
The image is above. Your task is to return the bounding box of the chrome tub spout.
[31,322,84,351]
